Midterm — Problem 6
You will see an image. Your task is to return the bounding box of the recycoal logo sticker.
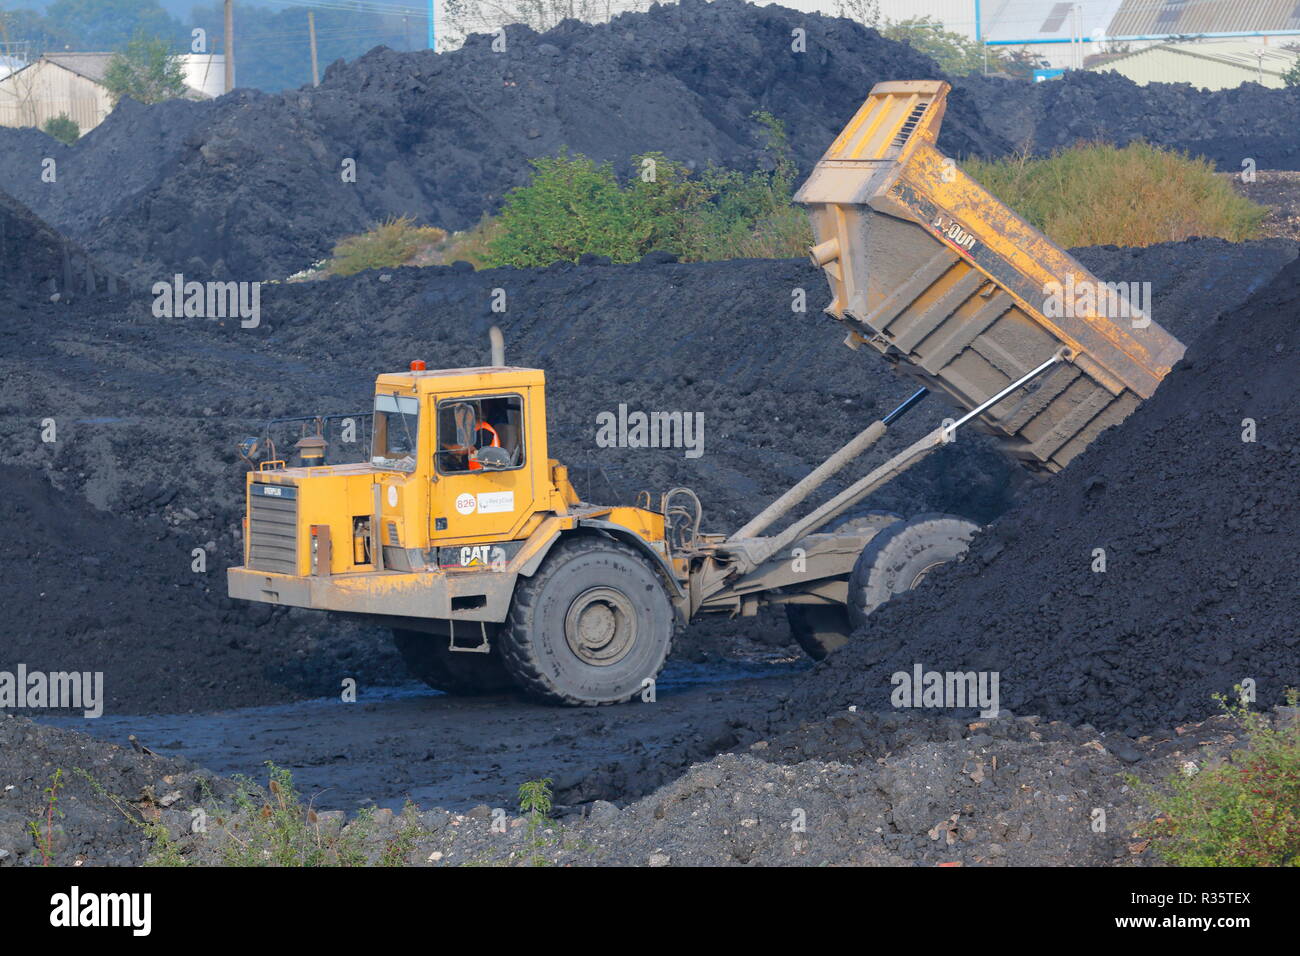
[477,491,514,514]
[455,493,476,515]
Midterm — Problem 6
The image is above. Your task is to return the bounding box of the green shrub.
[485,112,811,267]
[1133,691,1300,867]
[518,777,554,867]
[485,149,710,267]
[327,215,449,277]
[434,215,505,270]
[41,113,80,146]
[964,141,1266,247]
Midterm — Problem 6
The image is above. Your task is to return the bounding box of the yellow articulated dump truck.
[228,80,1184,705]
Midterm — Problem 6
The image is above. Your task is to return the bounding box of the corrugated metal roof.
[982,0,1126,43]
[1109,0,1300,38]
[41,52,115,83]
[1089,39,1300,88]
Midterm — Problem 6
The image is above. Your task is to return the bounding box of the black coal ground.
[1,239,1292,718]
[4,1,1299,286]
[2,252,1298,865]
[0,713,236,867]
[960,70,1300,173]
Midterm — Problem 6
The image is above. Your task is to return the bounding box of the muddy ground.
[8,706,1284,867]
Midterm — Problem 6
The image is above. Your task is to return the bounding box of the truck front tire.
[499,536,675,705]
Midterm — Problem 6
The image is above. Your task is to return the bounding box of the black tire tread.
[499,534,676,706]
[786,603,852,661]
[846,512,980,632]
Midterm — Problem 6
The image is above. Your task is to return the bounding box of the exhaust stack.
[490,326,505,367]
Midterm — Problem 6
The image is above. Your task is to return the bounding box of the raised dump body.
[794,80,1186,472]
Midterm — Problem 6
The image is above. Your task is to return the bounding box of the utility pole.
[224,0,235,92]
[427,0,436,50]
[308,10,320,86]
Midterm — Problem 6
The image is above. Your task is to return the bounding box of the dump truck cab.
[370,364,556,556]
[237,363,573,580]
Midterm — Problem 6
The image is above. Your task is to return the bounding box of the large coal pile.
[0,239,1292,716]
[780,256,1300,737]
[0,0,1002,284]
[0,188,115,302]
[957,70,1300,171]
[0,465,406,715]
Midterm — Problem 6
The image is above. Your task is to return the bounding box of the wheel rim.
[908,559,948,590]
[564,587,637,666]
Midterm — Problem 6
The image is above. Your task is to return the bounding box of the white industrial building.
[770,1,1300,73]
[0,52,223,134]
[1090,39,1300,90]
[982,0,1300,71]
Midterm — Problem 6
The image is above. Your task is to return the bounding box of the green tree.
[41,113,80,145]
[45,0,183,50]
[883,16,985,75]
[103,31,188,106]
[1282,54,1300,88]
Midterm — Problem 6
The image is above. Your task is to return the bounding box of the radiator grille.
[248,485,298,574]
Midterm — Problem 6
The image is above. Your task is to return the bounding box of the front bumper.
[227,565,517,623]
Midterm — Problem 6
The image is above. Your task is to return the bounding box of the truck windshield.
[371,393,419,471]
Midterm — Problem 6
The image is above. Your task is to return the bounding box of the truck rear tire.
[499,536,675,705]
[785,511,904,660]
[786,604,852,661]
[846,513,980,632]
[391,628,516,695]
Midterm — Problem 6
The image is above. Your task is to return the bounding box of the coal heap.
[958,70,1300,172]
[781,256,1300,736]
[0,0,1002,284]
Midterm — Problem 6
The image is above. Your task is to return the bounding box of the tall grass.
[327,215,448,277]
[964,142,1266,248]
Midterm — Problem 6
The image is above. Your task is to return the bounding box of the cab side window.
[436,395,525,474]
